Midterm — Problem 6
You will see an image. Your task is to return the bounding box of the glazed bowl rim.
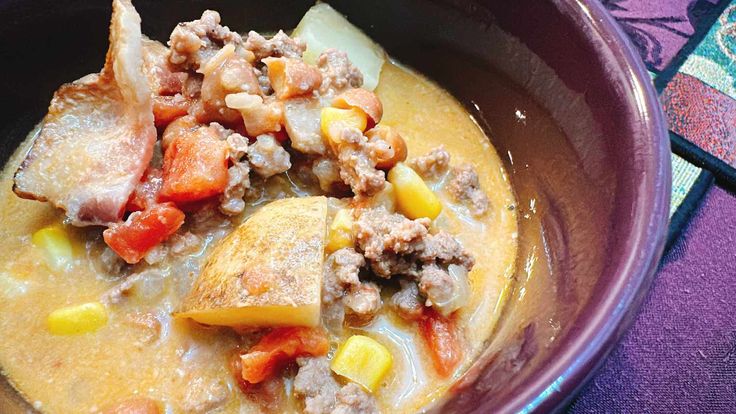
[482,0,671,412]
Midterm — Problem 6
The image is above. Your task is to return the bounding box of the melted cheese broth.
[0,62,525,413]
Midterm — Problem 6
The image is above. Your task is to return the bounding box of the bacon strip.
[13,0,156,226]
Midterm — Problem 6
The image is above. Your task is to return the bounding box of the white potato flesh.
[293,3,386,90]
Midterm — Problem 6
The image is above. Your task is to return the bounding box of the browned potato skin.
[333,88,383,125]
[366,125,407,170]
[101,398,161,414]
[263,57,322,100]
[177,196,327,327]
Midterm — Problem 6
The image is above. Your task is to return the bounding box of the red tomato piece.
[159,124,229,204]
[239,327,329,384]
[103,203,185,264]
[126,167,163,212]
[419,308,463,377]
[153,95,191,128]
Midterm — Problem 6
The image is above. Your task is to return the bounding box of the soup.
[0,1,547,413]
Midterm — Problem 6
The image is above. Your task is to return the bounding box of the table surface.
[569,1,736,412]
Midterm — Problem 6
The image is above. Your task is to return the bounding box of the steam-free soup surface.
[0,62,517,413]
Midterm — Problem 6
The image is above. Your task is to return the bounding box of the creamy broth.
[0,61,520,414]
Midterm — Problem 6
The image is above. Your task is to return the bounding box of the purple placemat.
[570,186,736,413]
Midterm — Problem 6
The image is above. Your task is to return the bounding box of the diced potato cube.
[47,302,108,335]
[320,107,367,152]
[32,226,73,271]
[326,209,354,253]
[177,197,328,327]
[387,163,442,220]
[331,335,393,392]
[293,3,386,90]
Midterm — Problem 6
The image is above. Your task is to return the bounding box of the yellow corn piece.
[326,209,355,253]
[331,335,393,392]
[47,302,108,335]
[320,107,367,152]
[387,163,442,220]
[32,226,73,271]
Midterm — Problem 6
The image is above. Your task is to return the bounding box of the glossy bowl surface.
[0,0,670,413]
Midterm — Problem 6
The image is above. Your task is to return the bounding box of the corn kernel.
[32,226,73,272]
[326,209,354,253]
[47,302,108,335]
[387,163,442,220]
[320,107,367,152]
[331,335,393,392]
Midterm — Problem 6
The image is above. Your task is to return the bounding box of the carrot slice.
[103,203,185,264]
[159,125,229,204]
[239,327,329,384]
[419,308,463,377]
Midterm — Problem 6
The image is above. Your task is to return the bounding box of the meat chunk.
[294,357,378,414]
[420,231,475,270]
[244,30,306,61]
[390,280,424,321]
[318,49,363,95]
[193,52,262,124]
[409,146,450,179]
[247,134,291,178]
[354,207,430,277]
[336,128,387,197]
[312,157,344,193]
[322,248,381,326]
[294,357,341,414]
[141,38,187,96]
[342,282,381,324]
[13,0,156,226]
[219,132,251,216]
[417,263,469,315]
[446,163,489,216]
[168,10,243,70]
[333,383,379,414]
[354,207,475,314]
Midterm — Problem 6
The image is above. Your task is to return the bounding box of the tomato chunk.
[126,167,163,212]
[239,327,329,384]
[103,203,185,264]
[153,95,191,128]
[419,308,463,377]
[159,124,229,204]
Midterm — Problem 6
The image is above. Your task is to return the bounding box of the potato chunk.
[177,196,328,327]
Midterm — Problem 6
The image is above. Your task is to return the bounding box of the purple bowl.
[0,0,670,412]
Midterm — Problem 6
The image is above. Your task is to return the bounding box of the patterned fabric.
[602,0,722,70]
[661,72,736,166]
[670,153,703,216]
[680,4,736,97]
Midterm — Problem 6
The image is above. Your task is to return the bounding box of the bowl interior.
[0,0,669,413]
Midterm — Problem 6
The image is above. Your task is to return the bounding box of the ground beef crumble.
[354,207,474,315]
[317,49,363,95]
[409,146,451,179]
[335,128,387,198]
[168,10,243,70]
[247,134,291,178]
[294,357,378,414]
[244,30,306,61]
[446,163,490,216]
[322,248,381,327]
